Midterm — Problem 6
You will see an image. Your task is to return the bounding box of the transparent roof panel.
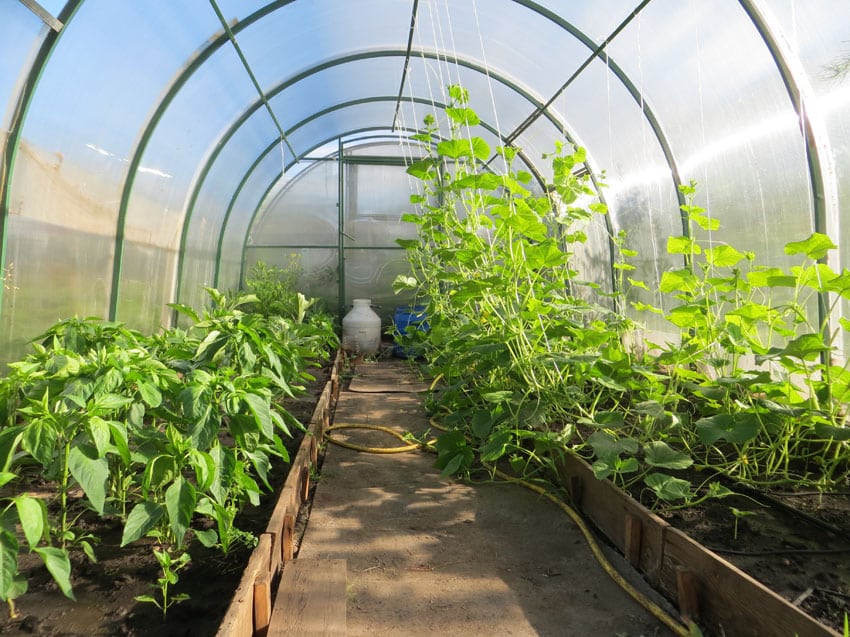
[270,57,404,137]
[1,1,42,133]
[533,0,651,43]
[413,0,588,100]
[228,0,413,88]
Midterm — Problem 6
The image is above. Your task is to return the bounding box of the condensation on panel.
[245,247,339,315]
[0,216,111,361]
[250,159,340,247]
[117,241,177,334]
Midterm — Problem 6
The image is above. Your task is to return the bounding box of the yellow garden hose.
[323,416,693,636]
[324,423,435,454]
[486,459,693,637]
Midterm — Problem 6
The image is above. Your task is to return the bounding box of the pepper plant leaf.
[21,418,58,468]
[243,391,274,440]
[34,547,74,600]
[0,522,24,602]
[121,500,165,546]
[68,444,108,515]
[13,494,47,550]
[165,476,197,549]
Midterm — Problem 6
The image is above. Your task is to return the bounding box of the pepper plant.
[0,283,337,617]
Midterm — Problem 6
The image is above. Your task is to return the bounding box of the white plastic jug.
[341,299,382,355]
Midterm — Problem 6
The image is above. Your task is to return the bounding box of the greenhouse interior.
[2,1,850,635]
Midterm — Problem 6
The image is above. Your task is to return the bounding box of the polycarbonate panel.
[532,0,648,43]
[269,57,403,136]
[0,216,112,357]
[767,0,850,357]
[245,246,339,314]
[344,248,413,324]
[124,45,270,248]
[551,59,681,316]
[0,1,42,134]
[217,151,288,296]
[8,2,225,339]
[567,207,615,307]
[346,163,421,247]
[35,0,64,17]
[124,48,282,317]
[118,242,177,335]
[400,57,538,145]
[413,0,585,101]
[250,159,339,247]
[612,1,812,258]
[229,0,412,89]
[285,101,402,159]
[191,115,281,253]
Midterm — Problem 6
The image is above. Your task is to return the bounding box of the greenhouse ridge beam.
[391,0,420,132]
[17,0,63,32]
[208,0,296,159]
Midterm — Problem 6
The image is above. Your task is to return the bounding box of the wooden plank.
[282,513,295,562]
[555,454,667,584]
[216,533,274,637]
[269,558,347,637]
[624,514,642,568]
[659,527,839,637]
[254,570,272,637]
[676,568,699,622]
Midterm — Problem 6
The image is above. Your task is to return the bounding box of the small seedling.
[135,549,191,618]
[729,507,756,540]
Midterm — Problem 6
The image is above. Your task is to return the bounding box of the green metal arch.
[109,0,299,321]
[173,46,582,308]
[739,0,840,354]
[112,1,670,324]
[0,0,83,318]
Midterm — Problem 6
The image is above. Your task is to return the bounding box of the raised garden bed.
[555,454,845,637]
[0,353,340,637]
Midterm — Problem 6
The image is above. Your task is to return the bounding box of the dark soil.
[651,477,850,633]
[0,364,331,637]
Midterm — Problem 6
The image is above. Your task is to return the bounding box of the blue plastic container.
[392,305,429,358]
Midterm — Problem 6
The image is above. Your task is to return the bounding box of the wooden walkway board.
[268,558,347,636]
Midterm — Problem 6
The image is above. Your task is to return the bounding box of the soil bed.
[642,476,850,633]
[0,364,331,637]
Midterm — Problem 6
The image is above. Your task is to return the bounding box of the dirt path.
[297,361,677,636]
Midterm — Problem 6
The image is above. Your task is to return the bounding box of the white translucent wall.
[246,142,426,321]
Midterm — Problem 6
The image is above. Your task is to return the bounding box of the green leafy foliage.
[0,285,337,615]
[397,86,850,515]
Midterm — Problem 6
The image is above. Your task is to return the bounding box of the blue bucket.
[392,305,429,358]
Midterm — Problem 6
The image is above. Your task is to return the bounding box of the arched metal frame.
[0,0,82,314]
[0,0,836,347]
[739,0,841,357]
